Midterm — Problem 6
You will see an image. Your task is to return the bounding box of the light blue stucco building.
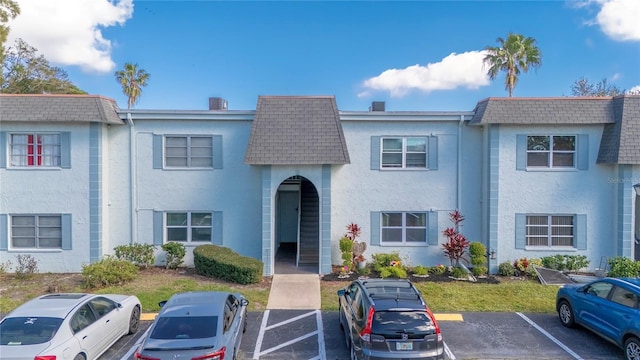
[1,94,639,274]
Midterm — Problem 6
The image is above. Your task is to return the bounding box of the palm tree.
[114,63,150,109]
[483,33,541,97]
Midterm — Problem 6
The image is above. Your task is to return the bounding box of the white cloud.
[359,51,490,97]
[7,0,134,73]
[593,0,640,41]
[628,85,640,95]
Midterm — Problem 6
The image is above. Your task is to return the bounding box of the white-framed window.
[381,137,427,169]
[166,212,212,243]
[165,136,213,168]
[526,135,575,168]
[525,215,574,247]
[381,212,427,244]
[10,133,61,167]
[11,215,62,249]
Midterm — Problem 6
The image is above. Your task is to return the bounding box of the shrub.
[380,266,407,279]
[450,266,468,279]
[442,210,470,267]
[339,237,354,270]
[193,244,263,284]
[607,257,640,278]
[540,254,590,272]
[498,261,515,276]
[430,264,447,275]
[162,242,186,270]
[472,266,488,277]
[371,252,402,272]
[114,243,155,268]
[412,265,429,276]
[14,254,39,279]
[468,242,487,266]
[81,256,138,289]
[0,259,13,274]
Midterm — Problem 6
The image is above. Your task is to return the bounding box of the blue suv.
[556,277,640,360]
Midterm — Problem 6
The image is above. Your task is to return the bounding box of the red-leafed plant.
[442,210,470,267]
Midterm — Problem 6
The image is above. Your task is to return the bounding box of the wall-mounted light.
[488,248,496,260]
[634,183,640,196]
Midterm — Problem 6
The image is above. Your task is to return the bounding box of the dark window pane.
[382,138,402,151]
[553,153,574,167]
[527,136,549,150]
[167,228,187,241]
[382,229,402,242]
[527,153,549,167]
[192,228,211,242]
[405,138,426,152]
[406,213,426,227]
[405,153,426,167]
[167,213,187,226]
[382,153,402,167]
[151,316,218,339]
[406,229,426,242]
[0,317,63,345]
[192,213,212,226]
[553,136,575,151]
[382,213,402,227]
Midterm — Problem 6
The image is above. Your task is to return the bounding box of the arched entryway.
[274,176,320,273]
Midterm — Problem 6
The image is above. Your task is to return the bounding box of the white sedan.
[0,293,141,360]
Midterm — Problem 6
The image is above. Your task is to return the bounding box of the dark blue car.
[556,277,640,360]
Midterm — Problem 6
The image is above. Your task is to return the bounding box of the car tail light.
[134,352,160,360]
[425,306,442,342]
[192,346,226,360]
[359,306,375,343]
[34,357,56,360]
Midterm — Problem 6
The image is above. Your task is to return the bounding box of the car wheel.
[558,300,575,328]
[73,354,85,360]
[625,337,640,360]
[128,306,141,334]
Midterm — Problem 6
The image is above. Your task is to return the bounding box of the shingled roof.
[469,97,616,125]
[244,96,350,165]
[0,94,123,125]
[597,96,640,164]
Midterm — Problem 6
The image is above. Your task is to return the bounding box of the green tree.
[115,62,150,109]
[0,0,20,73]
[1,38,86,94]
[571,77,624,96]
[483,33,542,97]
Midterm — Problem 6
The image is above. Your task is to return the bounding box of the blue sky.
[7,0,640,111]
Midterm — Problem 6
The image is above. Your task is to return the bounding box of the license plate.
[396,341,413,350]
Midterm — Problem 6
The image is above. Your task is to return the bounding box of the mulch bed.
[321,266,501,284]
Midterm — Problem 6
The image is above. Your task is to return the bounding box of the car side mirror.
[241,299,249,307]
[158,300,167,308]
[337,289,346,296]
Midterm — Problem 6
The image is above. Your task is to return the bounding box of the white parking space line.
[444,341,456,360]
[252,310,326,360]
[516,312,584,360]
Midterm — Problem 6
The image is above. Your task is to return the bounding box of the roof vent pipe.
[370,101,385,111]
[209,97,228,111]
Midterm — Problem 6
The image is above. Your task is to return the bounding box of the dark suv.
[337,278,444,360]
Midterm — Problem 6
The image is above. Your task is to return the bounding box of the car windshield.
[0,317,63,345]
[371,311,434,335]
[150,316,218,339]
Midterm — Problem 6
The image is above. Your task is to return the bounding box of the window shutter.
[428,211,439,245]
[153,211,164,245]
[370,136,380,170]
[576,214,587,250]
[212,211,223,245]
[577,134,589,170]
[515,214,526,249]
[370,212,380,246]
[428,136,438,170]
[0,214,7,250]
[60,132,71,169]
[61,214,72,250]
[0,132,6,168]
[516,135,526,171]
[212,135,223,169]
[153,135,163,169]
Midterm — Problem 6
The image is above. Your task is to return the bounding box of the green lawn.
[321,279,560,313]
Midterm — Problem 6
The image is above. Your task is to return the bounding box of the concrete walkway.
[266,274,321,310]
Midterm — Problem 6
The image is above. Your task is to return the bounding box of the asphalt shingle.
[244,96,350,165]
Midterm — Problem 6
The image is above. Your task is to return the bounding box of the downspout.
[457,115,464,211]
[126,112,137,244]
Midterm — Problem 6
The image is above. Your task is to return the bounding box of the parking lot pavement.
[103,311,625,360]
